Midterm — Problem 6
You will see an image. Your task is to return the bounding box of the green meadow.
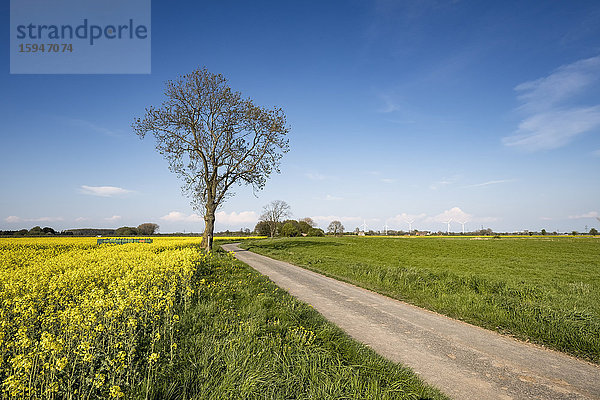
[241,236,600,363]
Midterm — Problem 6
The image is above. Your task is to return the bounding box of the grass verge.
[240,236,600,363]
[140,249,446,400]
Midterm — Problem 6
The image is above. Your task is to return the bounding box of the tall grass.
[242,236,600,363]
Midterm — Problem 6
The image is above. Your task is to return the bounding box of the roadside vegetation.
[241,236,600,363]
[0,237,445,399]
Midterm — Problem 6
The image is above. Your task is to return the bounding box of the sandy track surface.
[221,243,600,400]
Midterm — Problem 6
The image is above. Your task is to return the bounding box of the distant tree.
[327,220,344,236]
[42,227,56,234]
[571,231,578,236]
[254,221,271,236]
[16,229,28,236]
[307,227,325,237]
[590,228,598,235]
[28,226,43,236]
[137,223,159,235]
[280,222,300,237]
[299,217,316,228]
[133,67,289,252]
[116,226,138,236]
[541,229,547,235]
[260,200,291,237]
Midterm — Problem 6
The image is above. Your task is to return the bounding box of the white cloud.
[389,213,427,225]
[380,178,396,184]
[105,215,122,222]
[568,211,599,219]
[324,194,343,201]
[75,217,89,222]
[504,56,600,151]
[81,185,133,197]
[540,216,553,221]
[5,216,21,223]
[428,207,473,223]
[215,211,258,225]
[160,211,202,222]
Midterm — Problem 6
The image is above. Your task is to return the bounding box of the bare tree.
[260,200,291,237]
[137,223,159,235]
[300,217,316,227]
[133,67,289,251]
[327,220,344,236]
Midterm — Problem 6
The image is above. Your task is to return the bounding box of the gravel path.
[221,243,600,400]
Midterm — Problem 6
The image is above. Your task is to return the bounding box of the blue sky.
[2,0,600,233]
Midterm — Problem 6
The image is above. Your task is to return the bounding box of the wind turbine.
[442,219,453,235]
[383,222,389,235]
[405,219,415,235]
[362,220,368,232]
[454,219,468,234]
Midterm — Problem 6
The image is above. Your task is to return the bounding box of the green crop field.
[241,236,600,363]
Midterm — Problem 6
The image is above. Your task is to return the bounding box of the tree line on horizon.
[0,223,160,237]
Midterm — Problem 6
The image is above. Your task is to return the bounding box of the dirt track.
[221,243,600,400]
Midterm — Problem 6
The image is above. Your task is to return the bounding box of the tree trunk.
[203,207,216,252]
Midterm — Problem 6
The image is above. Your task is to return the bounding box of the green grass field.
[240,236,600,363]
[144,247,447,400]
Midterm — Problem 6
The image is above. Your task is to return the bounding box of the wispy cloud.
[504,56,600,151]
[105,215,122,222]
[429,175,460,190]
[4,215,64,223]
[593,149,600,157]
[305,172,335,181]
[80,185,133,197]
[67,118,123,138]
[568,211,599,219]
[324,194,343,201]
[463,179,514,188]
[75,217,89,222]
[377,94,402,113]
[380,178,396,184]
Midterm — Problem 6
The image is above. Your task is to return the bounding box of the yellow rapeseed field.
[0,237,211,399]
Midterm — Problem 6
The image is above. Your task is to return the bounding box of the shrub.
[307,228,325,237]
[280,222,300,237]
